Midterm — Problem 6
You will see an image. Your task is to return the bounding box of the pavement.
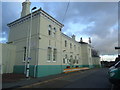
[2,68,90,89]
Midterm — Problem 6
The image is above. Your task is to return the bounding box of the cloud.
[1,2,21,43]
[1,2,118,55]
[50,2,118,55]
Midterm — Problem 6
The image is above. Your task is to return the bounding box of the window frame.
[48,25,52,36]
[47,47,52,62]
[53,48,57,62]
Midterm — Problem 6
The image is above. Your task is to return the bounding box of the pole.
[26,7,37,78]
[24,25,29,74]
[26,10,32,78]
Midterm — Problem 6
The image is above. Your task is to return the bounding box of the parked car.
[108,61,120,85]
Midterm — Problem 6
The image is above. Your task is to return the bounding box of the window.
[75,56,77,60]
[47,47,52,61]
[23,47,26,62]
[48,25,52,35]
[60,28,62,31]
[65,54,67,59]
[70,43,72,48]
[74,45,76,50]
[53,28,56,37]
[63,58,65,63]
[53,48,57,62]
[65,40,67,47]
[76,60,79,64]
[70,55,73,64]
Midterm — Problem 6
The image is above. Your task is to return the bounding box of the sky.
[1,0,119,61]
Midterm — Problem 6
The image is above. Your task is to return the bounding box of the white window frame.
[48,25,52,36]
[53,27,56,37]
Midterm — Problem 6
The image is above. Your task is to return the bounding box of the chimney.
[72,34,75,40]
[21,0,31,17]
[80,37,83,42]
[89,37,91,44]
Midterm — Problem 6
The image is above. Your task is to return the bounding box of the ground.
[2,68,120,89]
[2,73,26,83]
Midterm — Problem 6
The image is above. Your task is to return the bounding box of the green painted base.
[13,64,100,77]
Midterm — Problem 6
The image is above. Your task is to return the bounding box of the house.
[6,0,100,77]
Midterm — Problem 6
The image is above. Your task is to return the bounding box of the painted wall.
[92,57,101,67]
[1,43,16,73]
[8,14,40,66]
[38,14,62,65]
[81,44,93,67]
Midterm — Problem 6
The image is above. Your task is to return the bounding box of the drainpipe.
[33,65,36,78]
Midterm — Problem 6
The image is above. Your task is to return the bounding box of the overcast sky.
[1,1,118,56]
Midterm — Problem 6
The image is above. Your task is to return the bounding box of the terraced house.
[6,0,101,77]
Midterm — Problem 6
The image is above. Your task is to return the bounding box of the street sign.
[27,57,32,60]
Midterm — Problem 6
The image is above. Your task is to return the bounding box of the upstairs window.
[48,25,52,35]
[70,43,72,49]
[65,40,67,47]
[53,27,56,37]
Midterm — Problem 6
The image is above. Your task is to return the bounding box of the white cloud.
[100,54,117,61]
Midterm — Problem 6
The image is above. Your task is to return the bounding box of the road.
[21,68,112,89]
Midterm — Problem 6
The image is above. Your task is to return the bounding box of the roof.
[79,41,88,44]
[7,8,64,28]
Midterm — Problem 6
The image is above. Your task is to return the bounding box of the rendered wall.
[1,43,16,73]
[81,44,93,68]
[92,57,101,67]
[8,15,40,66]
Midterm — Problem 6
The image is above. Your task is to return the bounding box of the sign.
[27,57,32,60]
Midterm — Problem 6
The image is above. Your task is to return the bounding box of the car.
[108,61,120,84]
[108,61,120,85]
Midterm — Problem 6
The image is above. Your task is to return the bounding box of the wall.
[61,34,82,67]
[8,14,40,66]
[1,43,16,73]
[38,13,62,66]
[92,57,101,67]
[81,43,93,67]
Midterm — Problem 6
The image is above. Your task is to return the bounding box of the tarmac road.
[22,68,112,89]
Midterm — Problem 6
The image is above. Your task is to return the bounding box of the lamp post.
[26,7,37,78]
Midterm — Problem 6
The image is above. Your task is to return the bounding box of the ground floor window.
[47,47,52,61]
[53,48,57,62]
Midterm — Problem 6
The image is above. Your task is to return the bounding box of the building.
[7,0,100,77]
[0,43,16,74]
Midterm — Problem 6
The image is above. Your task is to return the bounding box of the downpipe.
[34,65,37,77]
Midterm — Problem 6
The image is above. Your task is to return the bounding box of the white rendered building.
[7,0,100,77]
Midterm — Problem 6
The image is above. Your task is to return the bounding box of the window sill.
[52,61,56,62]
[47,61,51,62]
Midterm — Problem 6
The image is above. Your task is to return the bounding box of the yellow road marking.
[20,68,90,88]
